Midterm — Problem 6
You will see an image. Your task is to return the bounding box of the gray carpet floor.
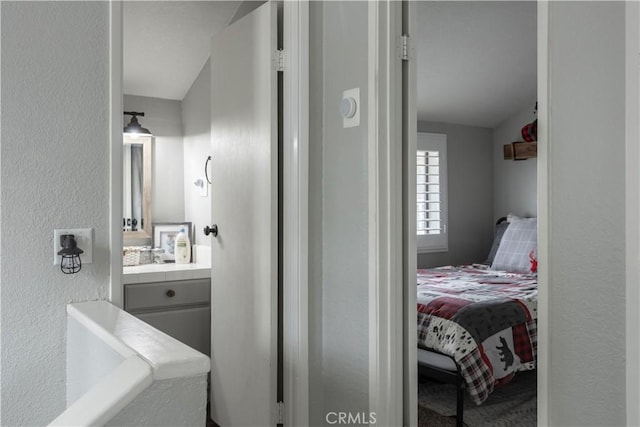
[418,371,537,427]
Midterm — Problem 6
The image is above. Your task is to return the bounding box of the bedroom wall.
[416,121,494,268]
[1,2,111,425]
[308,1,370,423]
[182,59,212,247]
[492,101,538,219]
[123,95,185,228]
[545,1,626,425]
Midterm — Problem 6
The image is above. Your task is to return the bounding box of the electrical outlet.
[53,228,93,265]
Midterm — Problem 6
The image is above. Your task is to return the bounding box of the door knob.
[204,224,218,237]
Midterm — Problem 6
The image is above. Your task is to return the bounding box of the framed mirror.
[123,133,152,239]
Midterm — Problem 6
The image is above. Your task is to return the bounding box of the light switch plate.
[53,228,93,265]
[342,87,360,128]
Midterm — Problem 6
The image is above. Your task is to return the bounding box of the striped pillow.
[491,217,537,273]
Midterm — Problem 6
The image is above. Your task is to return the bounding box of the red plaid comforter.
[417,265,537,405]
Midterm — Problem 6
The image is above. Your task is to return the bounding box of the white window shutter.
[416,133,448,253]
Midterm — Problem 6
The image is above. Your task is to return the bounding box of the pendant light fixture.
[123,111,152,135]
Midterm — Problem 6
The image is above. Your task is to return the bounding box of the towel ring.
[205,156,212,184]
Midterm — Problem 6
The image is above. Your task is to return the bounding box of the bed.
[416,216,538,425]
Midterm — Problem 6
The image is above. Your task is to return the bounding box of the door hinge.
[399,34,412,61]
[274,49,285,72]
[276,401,285,424]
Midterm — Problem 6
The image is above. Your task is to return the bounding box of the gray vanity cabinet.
[124,278,211,356]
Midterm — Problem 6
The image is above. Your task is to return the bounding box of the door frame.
[397,2,554,425]
[536,2,550,423]
[366,1,405,426]
[108,0,313,424]
[401,1,418,425]
[281,2,407,423]
[625,1,640,424]
[538,3,640,424]
[281,2,408,423]
[282,0,310,425]
[109,0,123,308]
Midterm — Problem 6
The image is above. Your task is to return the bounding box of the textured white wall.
[416,121,494,268]
[0,2,110,425]
[66,316,206,426]
[123,95,185,232]
[546,2,626,425]
[106,375,208,427]
[182,59,212,247]
[492,101,538,219]
[66,317,127,407]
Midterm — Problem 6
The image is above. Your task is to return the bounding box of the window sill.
[417,246,449,254]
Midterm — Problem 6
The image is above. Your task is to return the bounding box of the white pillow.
[507,213,524,222]
[491,217,537,273]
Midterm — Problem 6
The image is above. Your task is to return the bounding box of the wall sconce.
[57,234,84,274]
[123,111,152,135]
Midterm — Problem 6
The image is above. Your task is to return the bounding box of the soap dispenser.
[174,228,191,264]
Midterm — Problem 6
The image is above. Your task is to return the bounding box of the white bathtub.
[49,300,210,427]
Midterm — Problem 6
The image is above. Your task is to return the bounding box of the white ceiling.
[124,1,537,128]
[123,1,241,100]
[416,1,537,128]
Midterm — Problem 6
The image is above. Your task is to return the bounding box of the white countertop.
[123,262,211,284]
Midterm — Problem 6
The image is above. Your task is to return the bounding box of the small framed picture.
[152,222,192,263]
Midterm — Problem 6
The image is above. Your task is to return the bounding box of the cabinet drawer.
[125,278,210,311]
[134,306,210,356]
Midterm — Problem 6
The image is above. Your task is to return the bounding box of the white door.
[209,2,278,426]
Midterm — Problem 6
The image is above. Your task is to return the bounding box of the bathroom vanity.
[121,131,211,357]
[123,260,211,356]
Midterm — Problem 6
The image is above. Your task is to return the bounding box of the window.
[417,132,448,253]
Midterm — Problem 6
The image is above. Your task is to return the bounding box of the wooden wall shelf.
[504,142,537,160]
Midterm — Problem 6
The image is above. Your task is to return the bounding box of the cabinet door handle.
[166,289,176,298]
